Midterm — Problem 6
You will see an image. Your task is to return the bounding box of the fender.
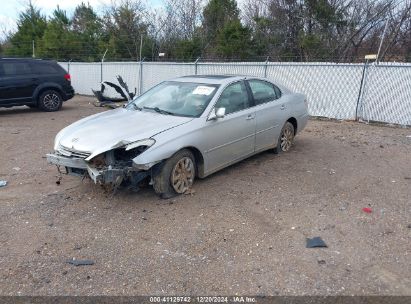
[132,125,208,177]
[32,82,65,102]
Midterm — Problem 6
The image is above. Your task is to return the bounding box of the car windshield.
[127,81,220,117]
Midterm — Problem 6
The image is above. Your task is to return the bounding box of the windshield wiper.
[132,103,142,111]
[143,106,175,116]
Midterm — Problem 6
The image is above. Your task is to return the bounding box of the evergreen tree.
[202,0,240,48]
[104,0,152,60]
[40,7,74,60]
[70,2,104,61]
[5,1,47,57]
[216,20,253,59]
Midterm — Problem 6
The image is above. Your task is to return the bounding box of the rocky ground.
[0,96,410,296]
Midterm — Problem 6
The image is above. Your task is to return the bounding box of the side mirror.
[208,107,226,120]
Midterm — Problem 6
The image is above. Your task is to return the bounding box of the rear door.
[202,81,256,173]
[247,79,284,151]
[0,60,36,105]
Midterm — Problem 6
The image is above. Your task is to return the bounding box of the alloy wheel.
[43,93,61,110]
[171,157,195,193]
[280,125,294,151]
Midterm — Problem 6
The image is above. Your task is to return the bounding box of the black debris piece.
[306,237,328,248]
[66,259,94,266]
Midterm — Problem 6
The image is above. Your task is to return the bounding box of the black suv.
[0,58,74,111]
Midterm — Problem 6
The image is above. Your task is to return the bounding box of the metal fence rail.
[59,61,411,126]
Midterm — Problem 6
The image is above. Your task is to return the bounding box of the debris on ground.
[184,188,196,195]
[306,237,328,248]
[362,207,372,213]
[12,167,20,171]
[317,259,326,265]
[66,259,95,266]
[0,180,7,187]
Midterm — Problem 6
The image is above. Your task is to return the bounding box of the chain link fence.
[359,64,411,126]
[59,61,411,126]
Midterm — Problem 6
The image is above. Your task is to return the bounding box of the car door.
[0,60,36,105]
[202,81,256,173]
[247,79,285,152]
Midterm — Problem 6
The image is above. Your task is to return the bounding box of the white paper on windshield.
[192,86,215,95]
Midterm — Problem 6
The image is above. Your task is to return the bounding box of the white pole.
[377,18,389,64]
[139,35,143,62]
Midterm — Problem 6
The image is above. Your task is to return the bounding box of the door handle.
[246,114,255,120]
[280,105,286,110]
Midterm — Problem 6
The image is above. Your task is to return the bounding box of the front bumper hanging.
[47,153,128,184]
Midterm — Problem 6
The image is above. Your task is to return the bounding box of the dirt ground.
[0,96,410,296]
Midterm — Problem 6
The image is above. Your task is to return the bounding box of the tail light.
[64,73,71,81]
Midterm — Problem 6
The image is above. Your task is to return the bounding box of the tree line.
[1,0,410,62]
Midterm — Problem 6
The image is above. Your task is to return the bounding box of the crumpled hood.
[56,108,192,159]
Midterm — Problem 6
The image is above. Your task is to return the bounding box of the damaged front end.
[46,139,160,190]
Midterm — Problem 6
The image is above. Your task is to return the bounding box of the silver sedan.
[47,75,309,198]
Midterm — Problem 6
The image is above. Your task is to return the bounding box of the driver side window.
[214,81,250,115]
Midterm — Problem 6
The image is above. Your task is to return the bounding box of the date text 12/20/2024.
[149,296,257,303]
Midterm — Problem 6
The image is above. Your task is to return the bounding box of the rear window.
[0,61,32,76]
[248,79,278,105]
[31,62,61,74]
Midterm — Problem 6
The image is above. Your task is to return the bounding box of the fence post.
[139,57,145,95]
[355,60,370,121]
[100,61,103,83]
[194,57,201,75]
[264,56,269,78]
[100,49,108,84]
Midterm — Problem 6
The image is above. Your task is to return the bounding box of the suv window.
[1,61,32,76]
[31,62,60,74]
[214,81,250,115]
[248,80,280,105]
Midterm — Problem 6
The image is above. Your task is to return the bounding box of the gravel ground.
[0,96,410,296]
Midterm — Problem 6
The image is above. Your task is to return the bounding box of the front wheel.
[274,122,295,153]
[38,90,63,112]
[153,149,196,198]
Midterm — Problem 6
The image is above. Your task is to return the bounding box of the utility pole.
[32,40,35,58]
[377,18,390,64]
[139,35,143,62]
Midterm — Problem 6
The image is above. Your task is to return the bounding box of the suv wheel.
[38,90,62,112]
[153,149,196,198]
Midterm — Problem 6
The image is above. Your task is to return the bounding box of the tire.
[274,121,295,154]
[38,90,63,112]
[153,149,196,199]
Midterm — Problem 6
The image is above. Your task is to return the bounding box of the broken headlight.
[89,139,155,168]
[124,138,155,151]
[112,139,155,165]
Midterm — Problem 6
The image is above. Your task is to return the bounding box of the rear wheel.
[274,122,295,153]
[38,90,63,112]
[153,149,196,198]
